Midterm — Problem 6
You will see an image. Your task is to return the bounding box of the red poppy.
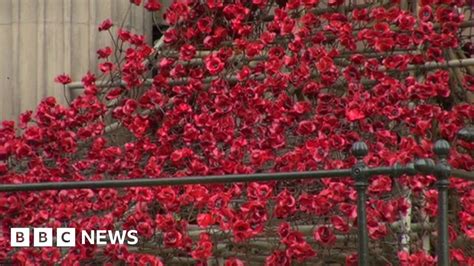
[98,19,113,31]
[54,73,72,85]
[314,226,336,246]
[144,0,161,11]
[204,54,225,75]
[97,47,113,59]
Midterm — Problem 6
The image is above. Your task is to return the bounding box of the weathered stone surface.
[0,0,152,121]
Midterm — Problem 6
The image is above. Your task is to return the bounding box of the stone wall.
[0,0,152,121]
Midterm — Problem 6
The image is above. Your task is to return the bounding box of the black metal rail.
[1,135,473,265]
[0,169,351,192]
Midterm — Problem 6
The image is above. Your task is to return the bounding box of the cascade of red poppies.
[0,0,473,265]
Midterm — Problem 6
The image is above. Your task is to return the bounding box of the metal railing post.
[351,141,369,266]
[433,140,451,266]
[457,127,474,142]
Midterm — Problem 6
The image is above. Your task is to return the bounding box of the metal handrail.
[452,168,474,181]
[0,139,472,266]
[0,169,352,193]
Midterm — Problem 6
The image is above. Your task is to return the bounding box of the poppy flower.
[54,73,72,85]
[314,226,336,246]
[97,47,113,59]
[204,54,225,75]
[144,0,161,11]
[99,62,114,73]
[98,19,113,31]
[225,258,245,266]
[179,44,196,61]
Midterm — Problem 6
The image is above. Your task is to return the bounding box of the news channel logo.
[10,228,138,247]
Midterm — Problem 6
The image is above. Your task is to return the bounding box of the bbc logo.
[11,228,75,247]
[11,228,138,247]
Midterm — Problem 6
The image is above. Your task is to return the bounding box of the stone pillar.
[0,0,152,121]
